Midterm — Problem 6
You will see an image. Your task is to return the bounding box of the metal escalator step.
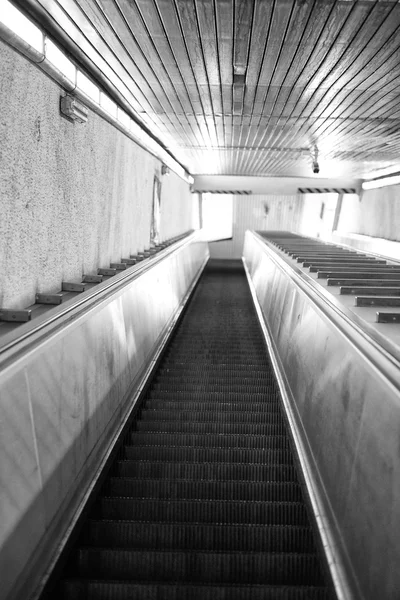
[159,363,273,371]
[99,498,307,524]
[135,421,286,435]
[153,375,275,385]
[157,366,275,377]
[62,580,332,600]
[123,446,293,464]
[83,520,315,552]
[146,390,278,402]
[130,432,290,449]
[151,383,273,393]
[163,357,269,365]
[116,461,298,482]
[106,478,303,502]
[75,549,324,585]
[138,409,284,424]
[144,400,281,412]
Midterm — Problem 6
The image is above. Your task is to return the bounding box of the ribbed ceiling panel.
[20,0,400,178]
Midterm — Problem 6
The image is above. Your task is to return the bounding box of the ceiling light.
[100,92,117,118]
[45,38,76,82]
[362,175,400,190]
[76,70,99,103]
[60,95,88,123]
[117,108,130,129]
[0,0,43,53]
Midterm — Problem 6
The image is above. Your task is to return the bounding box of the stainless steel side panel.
[0,236,209,600]
[243,230,400,600]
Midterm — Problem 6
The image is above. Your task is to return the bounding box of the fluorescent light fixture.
[45,38,76,82]
[363,165,400,180]
[60,94,88,123]
[129,119,144,141]
[362,175,400,190]
[100,92,117,118]
[76,70,99,103]
[117,108,130,129]
[0,0,43,52]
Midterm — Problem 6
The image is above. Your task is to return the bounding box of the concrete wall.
[337,186,400,241]
[209,194,302,259]
[0,39,195,310]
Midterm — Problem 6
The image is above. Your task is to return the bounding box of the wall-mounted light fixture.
[161,165,170,176]
[60,94,88,123]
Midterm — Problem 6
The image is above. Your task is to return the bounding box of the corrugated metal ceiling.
[18,0,400,178]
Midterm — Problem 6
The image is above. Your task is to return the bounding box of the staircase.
[58,259,334,599]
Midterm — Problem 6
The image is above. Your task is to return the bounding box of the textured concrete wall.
[0,40,194,310]
[337,187,400,241]
[209,194,303,259]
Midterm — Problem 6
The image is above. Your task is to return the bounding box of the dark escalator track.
[57,259,334,600]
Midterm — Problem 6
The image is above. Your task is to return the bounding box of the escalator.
[46,259,335,600]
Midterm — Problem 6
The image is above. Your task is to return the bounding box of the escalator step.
[83,520,316,552]
[135,421,286,434]
[123,445,293,464]
[151,383,273,393]
[116,460,298,481]
[75,549,324,585]
[99,498,308,525]
[157,366,275,377]
[146,390,278,402]
[144,400,281,412]
[163,358,268,365]
[139,409,284,423]
[130,431,290,449]
[62,580,332,600]
[105,478,303,502]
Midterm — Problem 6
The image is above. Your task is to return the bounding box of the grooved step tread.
[144,400,281,412]
[135,421,286,434]
[124,446,293,464]
[99,498,308,525]
[83,520,315,552]
[151,383,273,392]
[157,367,275,376]
[76,549,324,585]
[62,580,332,600]
[139,409,284,423]
[116,460,298,482]
[130,432,290,449]
[146,391,278,401]
[106,478,303,502]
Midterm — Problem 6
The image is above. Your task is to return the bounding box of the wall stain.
[34,117,41,142]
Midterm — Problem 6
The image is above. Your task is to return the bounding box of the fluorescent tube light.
[77,70,99,103]
[362,175,400,190]
[45,38,76,82]
[363,165,400,180]
[117,108,130,129]
[100,92,117,118]
[0,0,43,53]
